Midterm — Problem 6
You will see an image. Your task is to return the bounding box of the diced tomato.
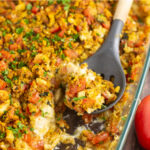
[32,140,44,150]
[24,133,32,144]
[50,26,61,34]
[76,25,82,32]
[134,41,143,47]
[64,49,78,59]
[101,22,110,29]
[8,106,15,119]
[55,57,62,66]
[33,27,41,33]
[16,36,23,48]
[0,60,7,71]
[8,147,16,150]
[9,43,18,50]
[83,8,94,25]
[26,106,31,115]
[28,92,40,104]
[58,29,66,37]
[67,78,86,98]
[32,6,39,14]
[0,79,7,90]
[92,132,109,144]
[82,98,95,107]
[82,114,93,124]
[0,50,12,59]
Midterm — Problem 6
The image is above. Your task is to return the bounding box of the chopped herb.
[24,18,29,24]
[1,69,9,76]
[48,0,53,5]
[9,94,13,105]
[20,82,24,89]
[0,131,5,139]
[68,42,72,49]
[121,116,127,121]
[4,76,12,85]
[6,19,12,25]
[31,51,37,57]
[17,122,25,130]
[60,53,66,60]
[18,61,26,68]
[52,34,65,42]
[30,128,34,132]
[101,104,107,109]
[72,96,86,101]
[10,51,15,54]
[57,117,61,121]
[64,4,70,11]
[41,110,48,117]
[18,49,26,54]
[24,30,34,38]
[71,34,79,42]
[44,71,47,77]
[26,3,32,11]
[2,31,6,37]
[30,45,36,50]
[7,126,21,138]
[32,33,40,41]
[44,37,50,46]
[99,141,104,144]
[12,76,18,80]
[96,33,100,36]
[16,27,24,34]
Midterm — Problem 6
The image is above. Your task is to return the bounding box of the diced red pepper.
[92,132,109,144]
[0,60,7,71]
[101,22,110,29]
[32,6,39,14]
[0,79,7,90]
[28,92,40,104]
[33,27,41,33]
[58,29,66,37]
[0,50,12,59]
[9,43,18,50]
[67,78,86,98]
[76,25,82,32]
[64,49,78,59]
[50,26,61,34]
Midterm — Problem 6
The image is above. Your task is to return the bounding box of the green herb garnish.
[72,96,86,101]
[26,3,32,11]
[16,27,24,34]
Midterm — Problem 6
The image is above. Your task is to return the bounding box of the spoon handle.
[114,0,133,23]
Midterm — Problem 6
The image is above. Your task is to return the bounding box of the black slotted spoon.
[83,0,133,114]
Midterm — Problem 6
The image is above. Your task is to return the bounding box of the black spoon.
[83,0,133,114]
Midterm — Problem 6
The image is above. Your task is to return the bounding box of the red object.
[0,50,12,59]
[0,79,7,90]
[28,92,40,104]
[64,49,78,59]
[9,43,18,50]
[0,60,7,71]
[24,133,32,144]
[83,8,94,25]
[50,26,61,34]
[76,25,82,32]
[67,78,86,98]
[135,95,150,150]
[58,29,65,37]
[92,132,109,144]
[32,6,39,14]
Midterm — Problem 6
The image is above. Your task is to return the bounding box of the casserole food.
[0,0,149,150]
